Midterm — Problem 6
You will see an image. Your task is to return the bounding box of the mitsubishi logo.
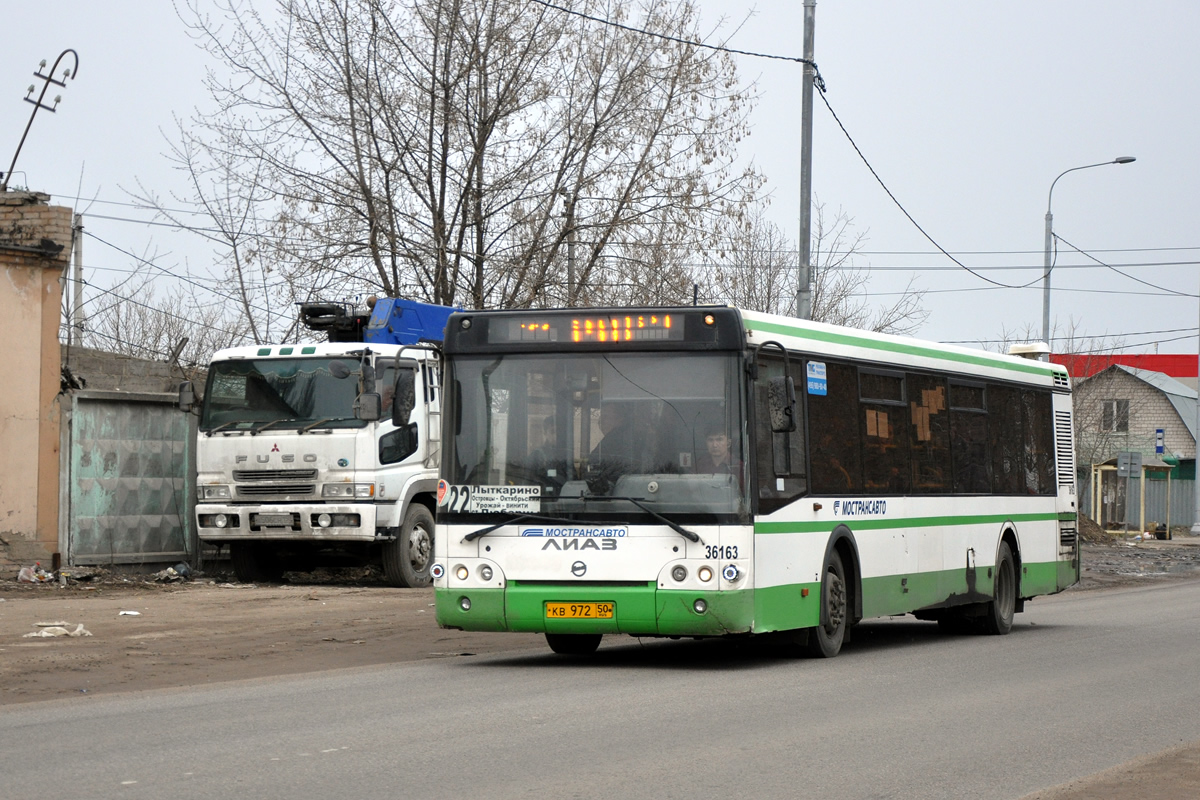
[271,444,280,452]
[571,561,587,577]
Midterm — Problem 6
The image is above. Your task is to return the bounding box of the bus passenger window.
[860,370,909,494]
[988,384,1023,494]
[808,362,862,494]
[907,374,951,493]
[950,381,990,493]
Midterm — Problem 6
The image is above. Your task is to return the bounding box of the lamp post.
[1042,156,1136,353]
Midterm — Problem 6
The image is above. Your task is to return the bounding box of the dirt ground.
[4,533,1200,798]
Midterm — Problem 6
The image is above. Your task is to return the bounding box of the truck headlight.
[199,485,231,500]
[321,483,375,499]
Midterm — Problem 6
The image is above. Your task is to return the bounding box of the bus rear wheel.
[982,541,1016,635]
[545,633,602,656]
[806,550,848,658]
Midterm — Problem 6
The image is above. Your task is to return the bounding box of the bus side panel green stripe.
[755,511,1058,535]
[753,582,822,632]
[435,561,1074,636]
[744,317,1057,378]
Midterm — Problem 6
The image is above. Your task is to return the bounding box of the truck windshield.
[446,352,748,520]
[200,357,369,432]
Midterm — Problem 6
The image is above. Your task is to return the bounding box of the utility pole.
[794,0,816,320]
[1193,268,1200,534]
[72,213,85,345]
[566,196,577,307]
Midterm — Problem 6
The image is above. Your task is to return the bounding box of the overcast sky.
[3,0,1198,354]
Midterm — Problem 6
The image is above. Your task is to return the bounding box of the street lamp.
[1042,156,1136,353]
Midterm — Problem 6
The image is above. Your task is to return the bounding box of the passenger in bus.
[528,416,566,490]
[589,404,637,466]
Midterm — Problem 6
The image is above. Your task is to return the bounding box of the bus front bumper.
[435,583,756,637]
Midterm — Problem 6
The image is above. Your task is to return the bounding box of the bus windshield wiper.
[462,513,592,543]
[579,495,703,544]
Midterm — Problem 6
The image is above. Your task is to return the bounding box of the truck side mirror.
[178,381,195,414]
[356,392,382,422]
[392,369,417,427]
[768,376,797,433]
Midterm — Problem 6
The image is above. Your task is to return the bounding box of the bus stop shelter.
[1090,455,1174,538]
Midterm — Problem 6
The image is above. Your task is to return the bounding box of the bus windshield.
[200,357,370,432]
[446,351,748,519]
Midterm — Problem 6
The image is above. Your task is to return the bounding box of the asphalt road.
[3,580,1199,800]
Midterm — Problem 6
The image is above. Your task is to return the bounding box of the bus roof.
[739,308,1069,387]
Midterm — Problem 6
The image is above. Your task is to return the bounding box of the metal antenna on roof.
[0,49,79,192]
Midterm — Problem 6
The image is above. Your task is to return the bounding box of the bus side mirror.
[392,369,417,427]
[178,381,195,414]
[356,392,382,422]
[768,376,797,433]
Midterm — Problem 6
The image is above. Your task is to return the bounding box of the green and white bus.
[432,306,1079,656]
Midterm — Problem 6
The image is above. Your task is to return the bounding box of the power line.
[1054,234,1197,297]
[60,194,1200,260]
[528,0,825,83]
[941,326,1199,345]
[84,230,276,316]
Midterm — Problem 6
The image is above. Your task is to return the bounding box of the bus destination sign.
[494,313,686,344]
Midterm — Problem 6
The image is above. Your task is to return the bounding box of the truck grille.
[237,484,316,497]
[234,469,318,481]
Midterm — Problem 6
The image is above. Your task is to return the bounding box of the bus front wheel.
[545,633,602,656]
[806,550,848,658]
[983,541,1016,635]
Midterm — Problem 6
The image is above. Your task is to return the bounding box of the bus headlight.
[214,514,229,529]
[698,566,714,583]
[316,513,332,528]
[200,485,231,500]
[671,565,688,582]
[693,599,708,614]
[459,596,472,611]
[479,565,494,581]
[455,565,469,580]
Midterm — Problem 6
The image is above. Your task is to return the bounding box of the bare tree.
[163,0,760,321]
[75,270,250,369]
[697,199,928,334]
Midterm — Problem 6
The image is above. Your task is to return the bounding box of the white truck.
[178,299,452,586]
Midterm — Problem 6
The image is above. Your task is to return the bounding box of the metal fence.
[59,390,197,566]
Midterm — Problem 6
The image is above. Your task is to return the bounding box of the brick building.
[1072,364,1197,477]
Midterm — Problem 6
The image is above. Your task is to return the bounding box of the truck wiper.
[462,513,593,543]
[299,417,342,434]
[578,495,703,544]
[249,418,293,435]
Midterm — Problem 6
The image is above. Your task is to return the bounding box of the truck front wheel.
[229,542,285,583]
[384,504,434,588]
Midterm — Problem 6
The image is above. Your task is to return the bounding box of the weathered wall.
[0,191,72,563]
[63,346,189,394]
